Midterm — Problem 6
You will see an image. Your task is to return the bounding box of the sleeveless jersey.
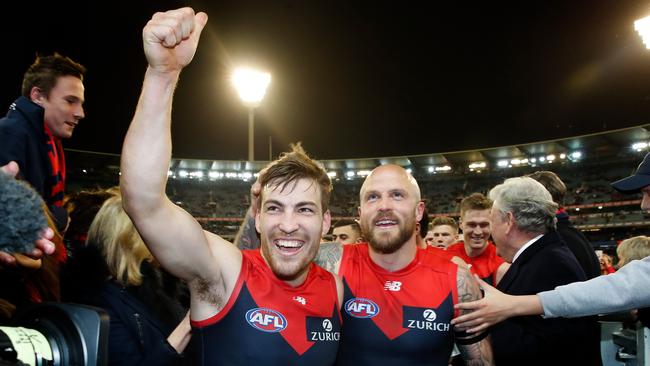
[447,241,505,286]
[190,250,341,365]
[337,243,458,365]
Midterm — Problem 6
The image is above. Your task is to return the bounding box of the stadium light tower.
[232,68,271,161]
[635,15,650,49]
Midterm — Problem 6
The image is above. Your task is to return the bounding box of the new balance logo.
[293,296,306,305]
[384,281,402,291]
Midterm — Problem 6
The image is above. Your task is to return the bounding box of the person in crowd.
[120,8,342,364]
[481,177,601,365]
[0,54,86,233]
[426,216,459,249]
[528,170,600,279]
[71,191,191,365]
[446,193,510,285]
[616,236,650,327]
[238,164,493,365]
[62,188,117,255]
[451,153,650,333]
[331,218,363,245]
[599,252,616,275]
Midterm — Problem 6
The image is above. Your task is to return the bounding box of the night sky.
[3,1,650,161]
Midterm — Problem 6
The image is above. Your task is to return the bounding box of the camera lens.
[0,303,108,366]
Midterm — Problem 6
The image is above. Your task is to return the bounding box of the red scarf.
[43,124,66,206]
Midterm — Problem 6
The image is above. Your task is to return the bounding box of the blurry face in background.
[427,225,457,248]
[332,224,361,245]
[460,209,492,256]
[256,178,330,285]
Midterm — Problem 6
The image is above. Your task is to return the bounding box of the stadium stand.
[65,125,650,244]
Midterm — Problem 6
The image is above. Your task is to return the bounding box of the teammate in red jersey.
[447,193,510,286]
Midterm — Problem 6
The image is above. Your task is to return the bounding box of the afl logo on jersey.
[245,308,288,333]
[345,298,380,318]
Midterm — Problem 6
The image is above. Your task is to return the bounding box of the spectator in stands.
[73,192,191,365]
[0,54,86,233]
[427,216,458,249]
[452,152,650,335]
[447,193,510,285]
[483,177,601,364]
[528,171,600,279]
[331,218,363,245]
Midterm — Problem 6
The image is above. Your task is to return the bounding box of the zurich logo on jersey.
[345,298,380,318]
[246,308,288,333]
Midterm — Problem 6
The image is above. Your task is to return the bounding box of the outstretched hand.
[143,7,208,74]
[451,275,518,333]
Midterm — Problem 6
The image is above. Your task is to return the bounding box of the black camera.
[0,302,109,366]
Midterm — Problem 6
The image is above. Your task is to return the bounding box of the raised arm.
[121,9,238,289]
[454,266,494,365]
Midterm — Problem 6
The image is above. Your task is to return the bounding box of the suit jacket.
[491,230,601,365]
[556,211,600,279]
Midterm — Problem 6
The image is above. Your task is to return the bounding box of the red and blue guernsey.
[337,243,458,365]
[447,241,504,286]
[190,250,341,365]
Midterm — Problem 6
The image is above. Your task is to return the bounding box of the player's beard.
[361,212,416,254]
[260,233,319,282]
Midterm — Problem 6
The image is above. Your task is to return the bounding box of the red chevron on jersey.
[447,241,504,285]
[339,243,458,340]
[191,249,341,363]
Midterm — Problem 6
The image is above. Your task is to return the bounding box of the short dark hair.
[431,216,458,231]
[460,193,492,217]
[333,218,360,230]
[22,53,86,98]
[527,170,566,205]
[258,143,332,212]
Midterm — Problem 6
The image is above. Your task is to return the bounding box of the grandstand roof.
[67,124,650,179]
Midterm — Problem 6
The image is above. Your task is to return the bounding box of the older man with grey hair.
[485,177,601,365]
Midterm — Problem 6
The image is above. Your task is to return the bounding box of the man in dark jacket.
[528,171,600,279]
[0,53,86,232]
[487,177,601,365]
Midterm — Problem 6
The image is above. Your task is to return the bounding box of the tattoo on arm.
[313,242,343,274]
[455,266,494,365]
[234,207,260,250]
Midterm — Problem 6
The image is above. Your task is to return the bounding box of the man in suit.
[487,177,601,365]
[527,171,600,279]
